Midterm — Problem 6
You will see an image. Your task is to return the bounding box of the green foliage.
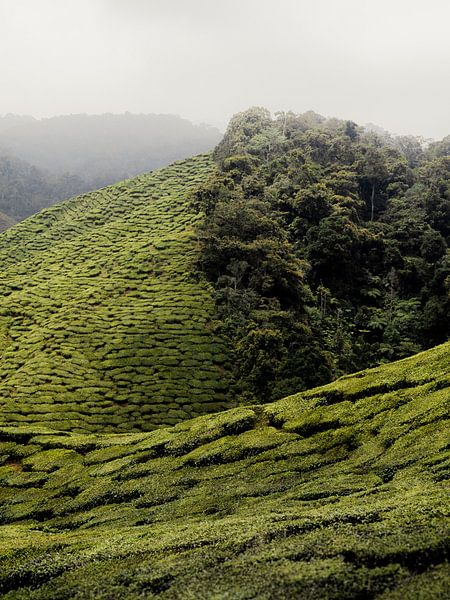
[194,108,450,403]
[0,110,447,597]
[0,343,448,598]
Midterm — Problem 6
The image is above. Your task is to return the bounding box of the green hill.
[0,154,232,432]
[0,111,448,598]
[0,342,448,598]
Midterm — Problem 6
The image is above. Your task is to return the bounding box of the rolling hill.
[0,154,232,432]
[0,110,448,598]
[0,342,448,598]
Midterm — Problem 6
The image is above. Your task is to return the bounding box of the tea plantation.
[0,154,232,433]
[0,342,448,598]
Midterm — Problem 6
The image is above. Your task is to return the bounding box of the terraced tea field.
[0,154,232,433]
[0,343,448,598]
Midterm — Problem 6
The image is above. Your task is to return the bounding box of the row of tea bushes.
[0,343,448,598]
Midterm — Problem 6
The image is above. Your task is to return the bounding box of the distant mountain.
[0,112,222,187]
[0,113,36,133]
[0,210,16,230]
[0,113,222,229]
[0,154,88,227]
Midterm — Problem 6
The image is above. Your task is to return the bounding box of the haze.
[0,0,449,139]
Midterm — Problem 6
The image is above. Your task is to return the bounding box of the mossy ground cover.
[0,343,448,598]
[0,154,232,432]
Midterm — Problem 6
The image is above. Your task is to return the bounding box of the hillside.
[0,343,448,598]
[0,154,232,432]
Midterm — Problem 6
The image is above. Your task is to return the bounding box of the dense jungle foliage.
[193,108,450,403]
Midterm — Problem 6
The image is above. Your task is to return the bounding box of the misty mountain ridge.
[0,112,221,183]
[1,109,447,229]
[0,112,222,229]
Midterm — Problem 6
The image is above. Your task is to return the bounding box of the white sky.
[0,0,449,138]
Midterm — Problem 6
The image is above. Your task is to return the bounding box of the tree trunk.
[370,183,375,221]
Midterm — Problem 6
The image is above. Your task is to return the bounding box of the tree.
[357,144,389,221]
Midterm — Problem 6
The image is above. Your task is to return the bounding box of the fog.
[0,0,449,139]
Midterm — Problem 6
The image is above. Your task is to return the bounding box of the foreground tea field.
[0,155,232,432]
[0,343,448,598]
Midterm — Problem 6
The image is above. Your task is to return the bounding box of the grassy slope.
[0,343,448,598]
[0,154,234,433]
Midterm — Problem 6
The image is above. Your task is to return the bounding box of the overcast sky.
[0,0,449,138]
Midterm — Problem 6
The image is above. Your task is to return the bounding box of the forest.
[193,108,450,402]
